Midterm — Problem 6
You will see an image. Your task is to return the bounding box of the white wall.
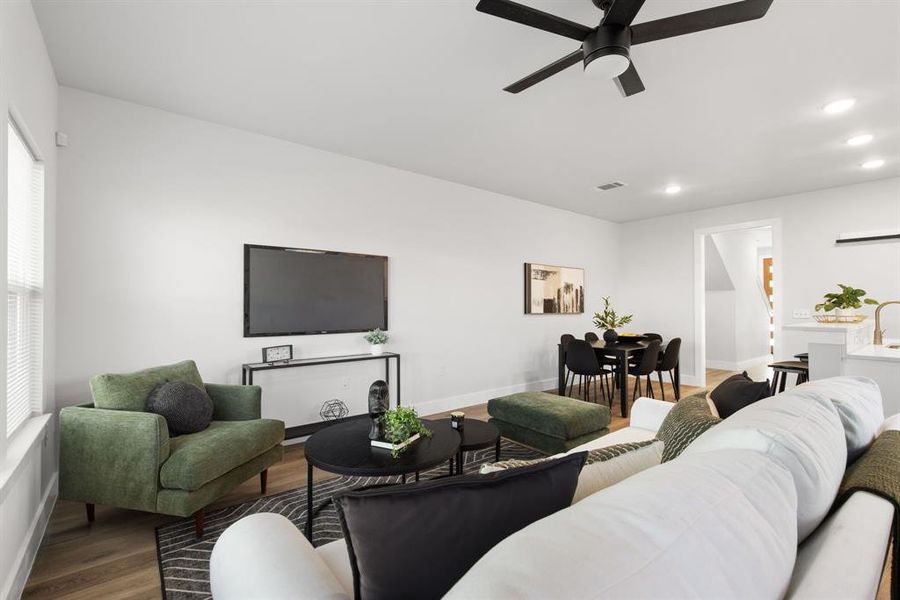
[619,177,900,385]
[0,1,58,598]
[704,230,771,370]
[55,88,619,425]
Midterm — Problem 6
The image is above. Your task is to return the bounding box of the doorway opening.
[694,220,781,389]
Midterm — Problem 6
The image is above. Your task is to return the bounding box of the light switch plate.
[793,309,811,319]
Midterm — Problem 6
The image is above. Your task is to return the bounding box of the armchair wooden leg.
[260,469,268,495]
[193,508,205,539]
[86,503,95,523]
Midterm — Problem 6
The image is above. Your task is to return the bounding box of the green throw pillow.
[656,392,721,462]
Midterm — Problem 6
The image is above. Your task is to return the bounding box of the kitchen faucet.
[873,301,900,345]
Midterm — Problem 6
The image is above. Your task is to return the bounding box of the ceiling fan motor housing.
[583,25,632,68]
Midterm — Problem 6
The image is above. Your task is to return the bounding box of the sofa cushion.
[481,440,663,503]
[335,452,586,600]
[487,392,611,439]
[800,376,884,463]
[447,449,798,599]
[146,381,214,435]
[656,392,721,461]
[90,360,205,412]
[709,371,772,418]
[682,386,846,542]
[159,419,284,491]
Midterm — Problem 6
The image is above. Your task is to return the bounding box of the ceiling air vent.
[595,181,627,191]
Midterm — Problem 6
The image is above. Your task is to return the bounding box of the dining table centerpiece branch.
[593,296,634,343]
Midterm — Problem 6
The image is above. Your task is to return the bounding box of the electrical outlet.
[793,308,811,319]
[341,376,351,390]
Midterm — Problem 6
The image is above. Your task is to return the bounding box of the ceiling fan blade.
[614,61,645,96]
[601,0,647,27]
[503,49,583,93]
[476,0,593,42]
[630,0,773,45]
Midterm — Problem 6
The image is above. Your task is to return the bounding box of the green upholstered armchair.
[59,360,284,537]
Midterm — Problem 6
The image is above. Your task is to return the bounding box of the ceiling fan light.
[584,48,630,80]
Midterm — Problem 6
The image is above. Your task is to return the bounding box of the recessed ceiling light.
[822,98,856,114]
[861,159,885,169]
[846,134,874,146]
[664,184,682,195]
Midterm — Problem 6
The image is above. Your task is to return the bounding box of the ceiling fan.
[476,0,774,97]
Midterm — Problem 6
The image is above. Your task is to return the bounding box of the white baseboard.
[5,472,57,600]
[413,377,559,417]
[706,355,770,372]
[281,376,560,446]
[676,373,702,388]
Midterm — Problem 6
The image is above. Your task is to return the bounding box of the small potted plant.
[814,284,879,321]
[363,328,389,355]
[375,406,432,458]
[593,296,633,343]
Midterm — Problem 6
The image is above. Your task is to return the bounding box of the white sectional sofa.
[210,378,895,599]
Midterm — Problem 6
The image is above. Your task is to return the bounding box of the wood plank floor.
[22,369,891,599]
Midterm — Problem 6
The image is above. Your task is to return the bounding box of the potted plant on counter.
[364,328,389,355]
[372,406,432,458]
[593,296,633,343]
[814,284,879,322]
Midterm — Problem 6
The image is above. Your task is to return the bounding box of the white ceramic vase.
[370,344,384,355]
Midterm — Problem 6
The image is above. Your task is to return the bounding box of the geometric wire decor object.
[320,399,350,421]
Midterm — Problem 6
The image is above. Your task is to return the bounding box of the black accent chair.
[584,332,599,343]
[565,340,613,405]
[628,340,661,400]
[654,337,681,401]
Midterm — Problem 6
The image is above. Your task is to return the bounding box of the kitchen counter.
[847,339,900,362]
[782,321,874,333]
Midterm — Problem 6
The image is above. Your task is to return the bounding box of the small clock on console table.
[262,344,293,364]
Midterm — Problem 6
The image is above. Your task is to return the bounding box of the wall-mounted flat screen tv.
[244,244,388,337]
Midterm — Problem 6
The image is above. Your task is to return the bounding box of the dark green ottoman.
[487,392,611,455]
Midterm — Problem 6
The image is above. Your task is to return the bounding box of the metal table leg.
[305,461,313,542]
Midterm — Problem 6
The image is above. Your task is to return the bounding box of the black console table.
[241,352,400,440]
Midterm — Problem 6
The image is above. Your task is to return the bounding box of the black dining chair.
[560,333,576,387]
[654,337,681,401]
[628,340,661,400]
[643,333,663,342]
[565,340,613,405]
[584,332,599,343]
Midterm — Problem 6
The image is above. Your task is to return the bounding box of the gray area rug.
[155,438,543,599]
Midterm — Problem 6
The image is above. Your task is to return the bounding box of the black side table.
[302,418,460,542]
[431,419,502,475]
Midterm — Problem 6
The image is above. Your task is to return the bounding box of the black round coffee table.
[303,418,460,541]
[430,419,501,475]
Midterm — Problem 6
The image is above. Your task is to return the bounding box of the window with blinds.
[6,121,44,437]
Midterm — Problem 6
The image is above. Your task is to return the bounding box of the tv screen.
[244,245,387,336]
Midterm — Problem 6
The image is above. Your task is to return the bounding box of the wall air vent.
[595,181,627,191]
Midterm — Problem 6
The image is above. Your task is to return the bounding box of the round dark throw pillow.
[146,381,214,435]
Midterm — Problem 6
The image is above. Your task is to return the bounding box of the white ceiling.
[33,0,900,222]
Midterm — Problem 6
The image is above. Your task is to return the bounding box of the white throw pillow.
[800,376,884,462]
[682,386,846,542]
[481,441,663,503]
[448,449,798,599]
